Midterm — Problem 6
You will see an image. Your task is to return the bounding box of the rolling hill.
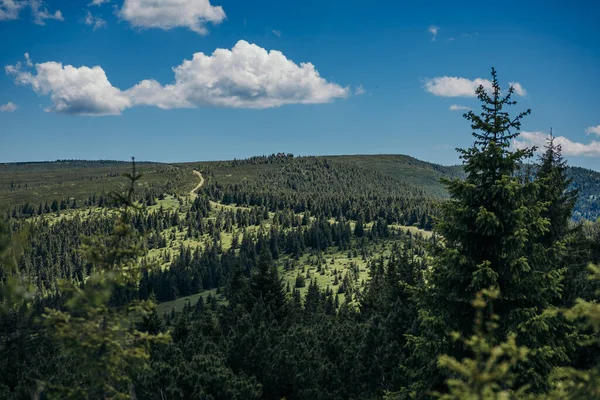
[1,154,598,221]
[182,153,599,221]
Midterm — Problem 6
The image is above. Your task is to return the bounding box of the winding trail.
[190,170,205,200]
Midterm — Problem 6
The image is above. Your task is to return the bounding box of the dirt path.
[190,170,205,200]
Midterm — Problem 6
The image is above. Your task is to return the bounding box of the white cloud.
[509,81,527,96]
[425,76,492,97]
[0,0,22,20]
[585,125,600,136]
[5,58,131,116]
[424,76,526,97]
[6,42,348,115]
[449,104,471,111]
[119,0,225,35]
[0,101,17,112]
[513,131,600,157]
[30,0,63,25]
[84,10,106,30]
[428,25,439,41]
[272,29,281,37]
[88,0,110,6]
[0,0,62,24]
[127,40,349,109]
[354,84,365,95]
[24,52,32,66]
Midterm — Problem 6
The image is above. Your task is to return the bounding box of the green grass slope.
[0,160,197,211]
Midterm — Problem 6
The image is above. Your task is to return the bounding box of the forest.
[1,69,600,400]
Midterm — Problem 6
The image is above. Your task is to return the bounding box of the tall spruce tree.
[402,68,569,398]
[537,132,578,243]
[536,133,591,307]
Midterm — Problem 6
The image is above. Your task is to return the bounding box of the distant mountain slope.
[568,166,600,221]
[0,160,197,211]
[185,153,599,221]
[1,154,597,221]
[324,155,463,197]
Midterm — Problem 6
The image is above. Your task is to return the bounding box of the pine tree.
[249,246,286,317]
[537,131,578,243]
[404,68,568,397]
[536,133,590,307]
[354,214,365,237]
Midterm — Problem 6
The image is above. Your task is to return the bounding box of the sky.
[1,0,599,170]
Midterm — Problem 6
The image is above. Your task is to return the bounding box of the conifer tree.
[536,132,578,243]
[249,246,286,317]
[432,288,531,400]
[536,133,590,306]
[404,68,568,397]
[545,264,600,399]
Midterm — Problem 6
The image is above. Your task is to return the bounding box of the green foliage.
[544,264,600,399]
[406,68,572,396]
[41,159,169,399]
[434,288,531,400]
[200,155,438,229]
[2,69,600,399]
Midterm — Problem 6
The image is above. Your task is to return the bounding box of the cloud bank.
[6,42,349,115]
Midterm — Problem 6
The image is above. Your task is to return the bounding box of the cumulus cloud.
[127,40,349,109]
[0,101,17,112]
[5,58,131,116]
[6,42,348,115]
[449,104,471,111]
[424,76,526,97]
[84,10,106,30]
[88,0,110,6]
[428,25,439,41]
[585,125,600,136]
[0,0,62,24]
[119,0,225,35]
[513,131,600,157]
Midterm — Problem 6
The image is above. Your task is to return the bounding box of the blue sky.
[1,0,599,170]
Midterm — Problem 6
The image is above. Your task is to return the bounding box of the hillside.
[0,160,198,213]
[1,154,598,221]
[2,154,599,400]
[183,153,599,221]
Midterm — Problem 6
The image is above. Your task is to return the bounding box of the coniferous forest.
[2,70,600,400]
